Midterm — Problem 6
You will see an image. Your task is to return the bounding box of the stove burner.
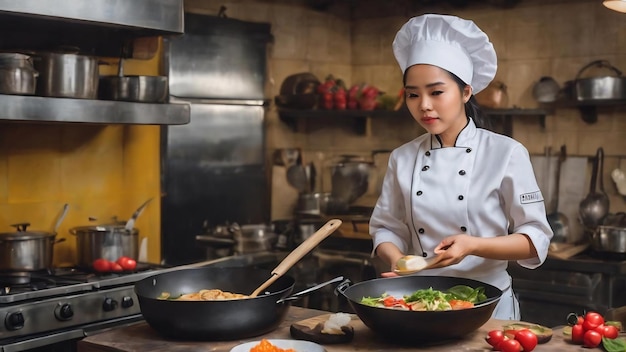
[0,272,33,285]
[0,276,57,295]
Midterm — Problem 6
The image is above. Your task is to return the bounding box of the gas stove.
[0,264,173,352]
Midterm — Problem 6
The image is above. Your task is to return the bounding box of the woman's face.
[404,64,472,146]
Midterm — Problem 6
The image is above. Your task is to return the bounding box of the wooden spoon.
[250,218,342,297]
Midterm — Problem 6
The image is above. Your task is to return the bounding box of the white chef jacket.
[370,118,553,319]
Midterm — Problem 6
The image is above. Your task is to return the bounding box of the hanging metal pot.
[563,60,626,102]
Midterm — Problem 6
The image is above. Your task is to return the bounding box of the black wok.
[337,275,502,343]
[135,267,341,340]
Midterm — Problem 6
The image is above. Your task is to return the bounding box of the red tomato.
[583,312,604,330]
[110,262,124,272]
[583,330,602,348]
[485,329,505,349]
[116,256,137,271]
[514,329,538,352]
[93,258,112,272]
[571,324,584,344]
[499,338,522,352]
[603,325,619,339]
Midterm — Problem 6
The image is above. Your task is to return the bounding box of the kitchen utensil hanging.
[547,145,569,242]
[579,147,610,230]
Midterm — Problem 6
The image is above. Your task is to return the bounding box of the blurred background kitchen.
[1,0,626,331]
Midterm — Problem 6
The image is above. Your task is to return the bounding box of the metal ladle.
[579,147,610,229]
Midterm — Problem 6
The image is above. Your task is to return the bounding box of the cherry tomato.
[110,262,124,272]
[583,312,605,331]
[514,329,538,352]
[499,338,522,352]
[583,329,602,348]
[93,258,112,272]
[603,325,619,339]
[116,256,137,271]
[485,329,505,349]
[571,323,584,344]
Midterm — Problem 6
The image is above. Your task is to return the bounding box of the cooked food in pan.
[360,285,486,311]
[157,289,249,301]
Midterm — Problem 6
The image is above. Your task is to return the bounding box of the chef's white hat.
[392,14,497,94]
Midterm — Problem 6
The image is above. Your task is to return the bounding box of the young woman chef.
[370,14,554,320]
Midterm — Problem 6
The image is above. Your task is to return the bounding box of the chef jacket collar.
[430,117,477,148]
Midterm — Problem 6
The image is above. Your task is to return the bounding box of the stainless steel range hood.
[0,0,184,35]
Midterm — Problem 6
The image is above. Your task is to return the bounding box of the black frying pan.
[135,267,295,340]
[336,275,503,343]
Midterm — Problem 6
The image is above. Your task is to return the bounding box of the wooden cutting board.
[548,242,590,260]
[289,314,570,351]
[290,313,356,344]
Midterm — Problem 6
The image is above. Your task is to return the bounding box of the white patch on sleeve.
[520,191,543,204]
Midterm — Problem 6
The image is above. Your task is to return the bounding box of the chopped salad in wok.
[360,285,487,311]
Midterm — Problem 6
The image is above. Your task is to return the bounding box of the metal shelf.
[0,94,190,125]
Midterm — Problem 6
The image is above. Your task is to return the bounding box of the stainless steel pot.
[34,48,99,99]
[195,223,277,257]
[564,60,626,102]
[589,225,626,254]
[0,223,62,272]
[296,192,330,215]
[0,53,39,95]
[98,75,168,103]
[70,225,139,267]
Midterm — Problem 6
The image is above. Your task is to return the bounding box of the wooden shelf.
[278,107,550,137]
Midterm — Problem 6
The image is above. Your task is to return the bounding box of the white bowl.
[230,339,325,352]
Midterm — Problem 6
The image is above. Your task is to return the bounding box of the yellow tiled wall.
[0,44,163,266]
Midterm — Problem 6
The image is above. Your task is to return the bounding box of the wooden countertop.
[78,306,582,352]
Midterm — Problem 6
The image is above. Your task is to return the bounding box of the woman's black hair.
[402,68,492,130]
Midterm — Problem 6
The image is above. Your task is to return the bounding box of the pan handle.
[334,278,353,297]
[276,276,344,303]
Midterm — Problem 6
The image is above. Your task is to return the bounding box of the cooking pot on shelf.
[562,60,626,102]
[532,76,560,103]
[0,223,65,272]
[98,57,168,103]
[589,225,626,254]
[336,275,502,342]
[70,223,139,267]
[0,53,39,95]
[33,47,99,99]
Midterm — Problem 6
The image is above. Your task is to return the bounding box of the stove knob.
[5,311,25,330]
[103,297,118,312]
[121,296,134,308]
[55,303,74,321]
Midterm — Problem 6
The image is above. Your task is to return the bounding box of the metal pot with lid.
[0,52,39,95]
[0,222,65,272]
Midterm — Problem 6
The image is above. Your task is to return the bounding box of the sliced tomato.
[449,299,474,310]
